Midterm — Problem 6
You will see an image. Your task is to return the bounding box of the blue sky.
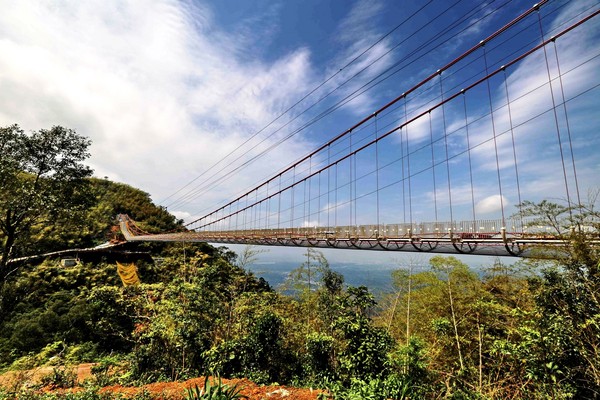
[0,0,599,268]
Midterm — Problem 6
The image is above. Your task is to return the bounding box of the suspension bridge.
[120,2,600,257]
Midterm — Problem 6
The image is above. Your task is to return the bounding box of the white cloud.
[442,1,600,210]
[1,0,597,232]
[302,220,321,228]
[475,194,508,214]
[0,0,318,221]
[171,209,192,223]
[322,0,396,115]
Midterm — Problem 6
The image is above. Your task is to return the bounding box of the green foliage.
[280,248,331,298]
[2,193,599,399]
[205,311,298,385]
[388,337,430,386]
[322,378,387,400]
[40,366,77,389]
[525,250,600,396]
[334,286,393,382]
[321,375,417,400]
[128,281,218,381]
[90,354,125,387]
[242,312,289,383]
[0,386,151,399]
[91,179,182,235]
[34,178,183,256]
[0,260,131,365]
[0,125,93,272]
[305,332,335,380]
[514,199,600,397]
[185,376,248,400]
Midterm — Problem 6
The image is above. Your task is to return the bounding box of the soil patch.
[1,367,324,399]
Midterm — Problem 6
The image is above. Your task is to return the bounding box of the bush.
[40,366,77,389]
[90,354,125,387]
[305,332,335,380]
[185,376,248,400]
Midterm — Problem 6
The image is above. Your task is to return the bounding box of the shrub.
[185,376,248,400]
[305,332,335,380]
[40,366,77,389]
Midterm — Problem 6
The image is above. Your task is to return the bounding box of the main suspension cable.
[168,0,525,213]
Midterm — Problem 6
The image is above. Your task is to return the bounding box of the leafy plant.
[40,366,77,389]
[0,386,144,399]
[185,376,248,400]
[337,378,386,400]
[305,332,335,380]
[0,124,93,282]
[90,355,124,387]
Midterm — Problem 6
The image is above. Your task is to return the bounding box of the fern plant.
[185,376,248,400]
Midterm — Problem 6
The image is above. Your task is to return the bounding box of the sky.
[1,0,599,269]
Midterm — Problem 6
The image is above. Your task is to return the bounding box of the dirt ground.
[0,364,325,399]
[98,377,324,399]
[0,363,96,389]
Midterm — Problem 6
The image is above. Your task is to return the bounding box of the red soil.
[99,377,323,399]
[0,365,325,399]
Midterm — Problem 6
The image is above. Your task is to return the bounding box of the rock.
[266,388,290,397]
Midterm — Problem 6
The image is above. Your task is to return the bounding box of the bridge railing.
[196,218,533,239]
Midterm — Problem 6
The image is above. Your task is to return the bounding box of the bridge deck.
[118,215,598,257]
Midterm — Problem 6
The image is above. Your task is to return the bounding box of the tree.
[281,248,330,298]
[378,257,422,347]
[513,197,600,397]
[429,256,471,371]
[0,124,93,283]
[335,286,393,381]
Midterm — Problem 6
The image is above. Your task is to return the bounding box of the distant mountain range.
[247,261,411,295]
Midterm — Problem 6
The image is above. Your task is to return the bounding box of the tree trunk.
[477,312,483,393]
[406,266,412,348]
[447,274,465,370]
[0,225,17,283]
[387,289,401,333]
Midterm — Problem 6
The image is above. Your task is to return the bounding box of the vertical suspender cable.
[349,133,354,229]
[277,175,282,232]
[235,198,240,234]
[439,71,454,226]
[303,157,312,233]
[265,181,270,231]
[227,203,232,232]
[318,170,322,230]
[502,67,523,230]
[537,10,572,215]
[247,194,252,232]
[254,189,259,235]
[482,42,506,227]
[551,38,582,209]
[243,195,248,231]
[354,136,358,230]
[404,96,413,230]
[291,166,296,234]
[327,145,331,229]
[375,113,381,237]
[335,162,339,230]
[308,157,313,234]
[463,92,477,231]
[400,108,406,224]
[429,111,439,223]
[303,179,307,236]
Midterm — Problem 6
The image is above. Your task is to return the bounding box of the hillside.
[0,176,599,399]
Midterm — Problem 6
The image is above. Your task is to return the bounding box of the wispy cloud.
[323,0,396,115]
[475,194,508,215]
[0,0,319,219]
[442,1,600,212]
